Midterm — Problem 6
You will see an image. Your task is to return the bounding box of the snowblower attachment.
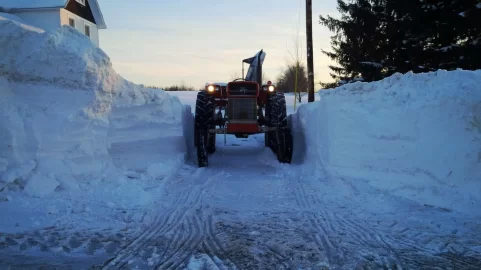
[193,50,293,167]
[243,50,265,85]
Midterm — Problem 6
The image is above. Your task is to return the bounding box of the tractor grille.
[228,83,257,96]
[228,98,257,121]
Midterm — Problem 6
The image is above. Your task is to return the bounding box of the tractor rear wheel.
[264,94,277,147]
[276,127,293,163]
[269,92,292,164]
[195,91,215,167]
[272,92,288,129]
[207,134,216,154]
[197,130,208,167]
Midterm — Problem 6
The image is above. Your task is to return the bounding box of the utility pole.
[306,0,315,102]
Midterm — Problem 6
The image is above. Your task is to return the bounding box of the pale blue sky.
[98,0,339,88]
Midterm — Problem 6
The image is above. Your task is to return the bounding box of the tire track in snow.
[157,223,182,263]
[332,213,376,247]
[311,213,346,265]
[293,180,407,268]
[323,210,336,233]
[156,211,235,270]
[383,233,481,270]
[142,188,203,266]
[362,217,481,269]
[328,181,404,266]
[293,182,343,265]
[157,215,204,270]
[150,168,235,270]
[316,177,480,269]
[330,211,405,267]
[200,212,239,270]
[102,188,193,269]
[153,190,204,269]
[204,214,226,257]
[306,216,329,263]
[295,182,311,210]
[102,166,204,269]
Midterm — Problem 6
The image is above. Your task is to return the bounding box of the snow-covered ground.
[1,14,481,270]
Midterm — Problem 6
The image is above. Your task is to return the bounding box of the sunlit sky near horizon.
[99,0,339,89]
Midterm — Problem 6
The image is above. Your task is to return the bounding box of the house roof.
[0,0,106,29]
[0,11,45,32]
[0,0,67,9]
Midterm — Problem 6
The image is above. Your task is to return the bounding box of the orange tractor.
[194,50,293,167]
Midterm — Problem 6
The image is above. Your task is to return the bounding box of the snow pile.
[298,70,481,214]
[0,19,184,198]
[0,19,164,111]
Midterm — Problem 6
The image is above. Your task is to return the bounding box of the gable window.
[85,25,90,38]
[69,18,75,27]
[76,0,86,5]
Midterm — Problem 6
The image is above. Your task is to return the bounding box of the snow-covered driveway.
[99,131,481,269]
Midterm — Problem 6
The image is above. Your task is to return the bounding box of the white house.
[0,0,106,47]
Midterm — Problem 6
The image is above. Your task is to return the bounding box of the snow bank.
[298,70,481,214]
[0,19,184,197]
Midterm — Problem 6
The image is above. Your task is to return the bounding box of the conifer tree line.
[320,0,481,88]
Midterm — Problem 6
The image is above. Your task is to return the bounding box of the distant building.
[0,0,106,47]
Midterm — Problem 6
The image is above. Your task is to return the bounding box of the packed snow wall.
[0,18,185,197]
[297,70,481,214]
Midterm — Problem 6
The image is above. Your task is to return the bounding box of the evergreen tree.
[426,0,481,70]
[320,0,386,88]
[320,0,481,89]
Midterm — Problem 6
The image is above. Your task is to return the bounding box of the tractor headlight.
[207,85,215,92]
[268,85,275,92]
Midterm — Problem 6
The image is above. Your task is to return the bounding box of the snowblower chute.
[193,50,293,167]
